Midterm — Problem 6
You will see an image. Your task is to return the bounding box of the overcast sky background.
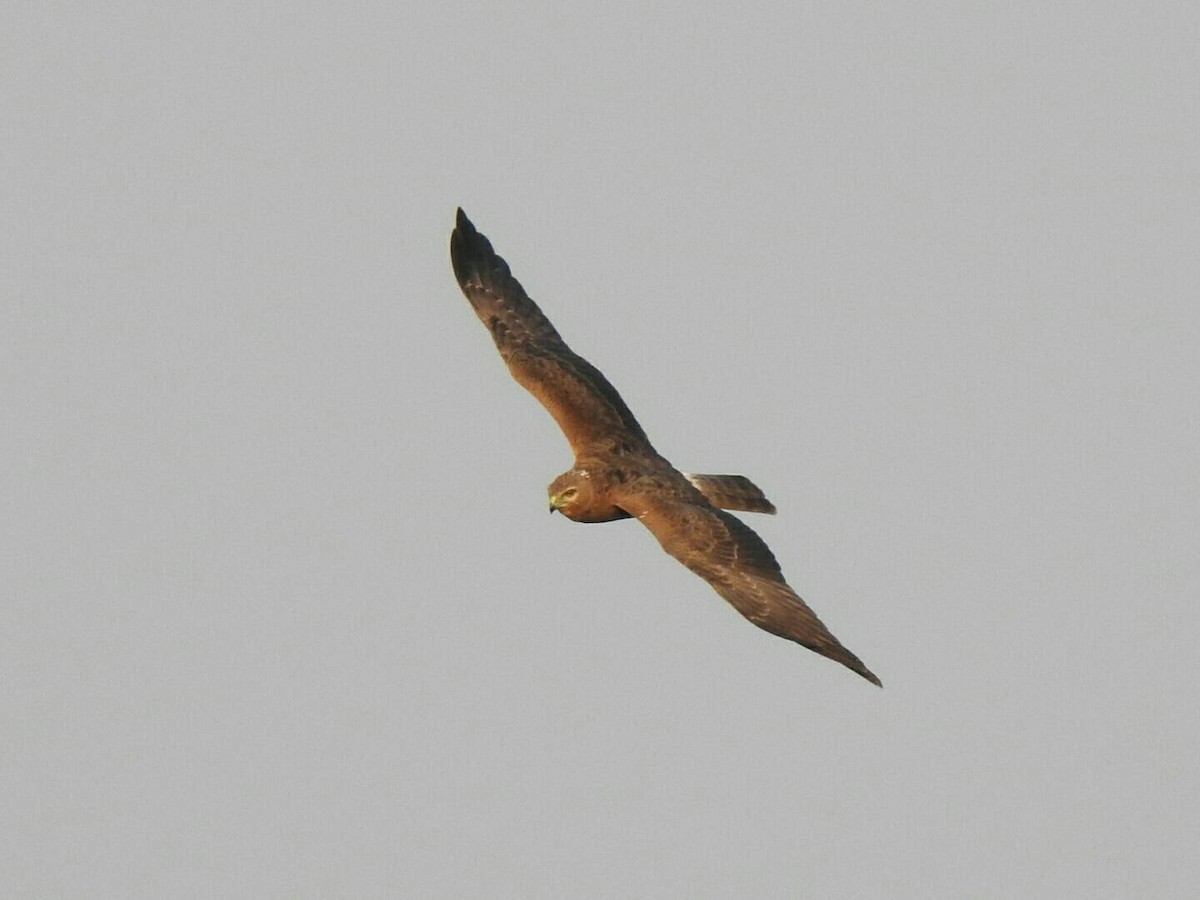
[4,3,1198,898]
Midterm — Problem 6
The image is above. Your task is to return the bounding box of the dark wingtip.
[847,657,883,687]
[449,208,514,309]
[450,208,484,287]
[830,644,883,687]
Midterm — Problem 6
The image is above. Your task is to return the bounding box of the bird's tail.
[685,474,777,515]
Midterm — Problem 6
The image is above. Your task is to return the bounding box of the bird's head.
[548,468,594,520]
[548,466,633,523]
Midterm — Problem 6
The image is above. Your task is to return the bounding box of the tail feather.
[685,474,777,515]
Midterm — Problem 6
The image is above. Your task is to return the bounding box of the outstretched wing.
[450,209,652,458]
[618,487,881,686]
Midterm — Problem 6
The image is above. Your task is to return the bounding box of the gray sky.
[4,3,1198,898]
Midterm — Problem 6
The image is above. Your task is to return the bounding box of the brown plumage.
[450,208,880,686]
[684,473,777,515]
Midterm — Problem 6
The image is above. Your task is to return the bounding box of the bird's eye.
[562,487,578,499]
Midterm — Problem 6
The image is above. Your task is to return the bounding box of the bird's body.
[450,209,880,687]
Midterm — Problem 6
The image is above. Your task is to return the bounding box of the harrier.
[450,209,880,686]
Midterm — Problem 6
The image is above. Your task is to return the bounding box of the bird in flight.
[450,209,880,686]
